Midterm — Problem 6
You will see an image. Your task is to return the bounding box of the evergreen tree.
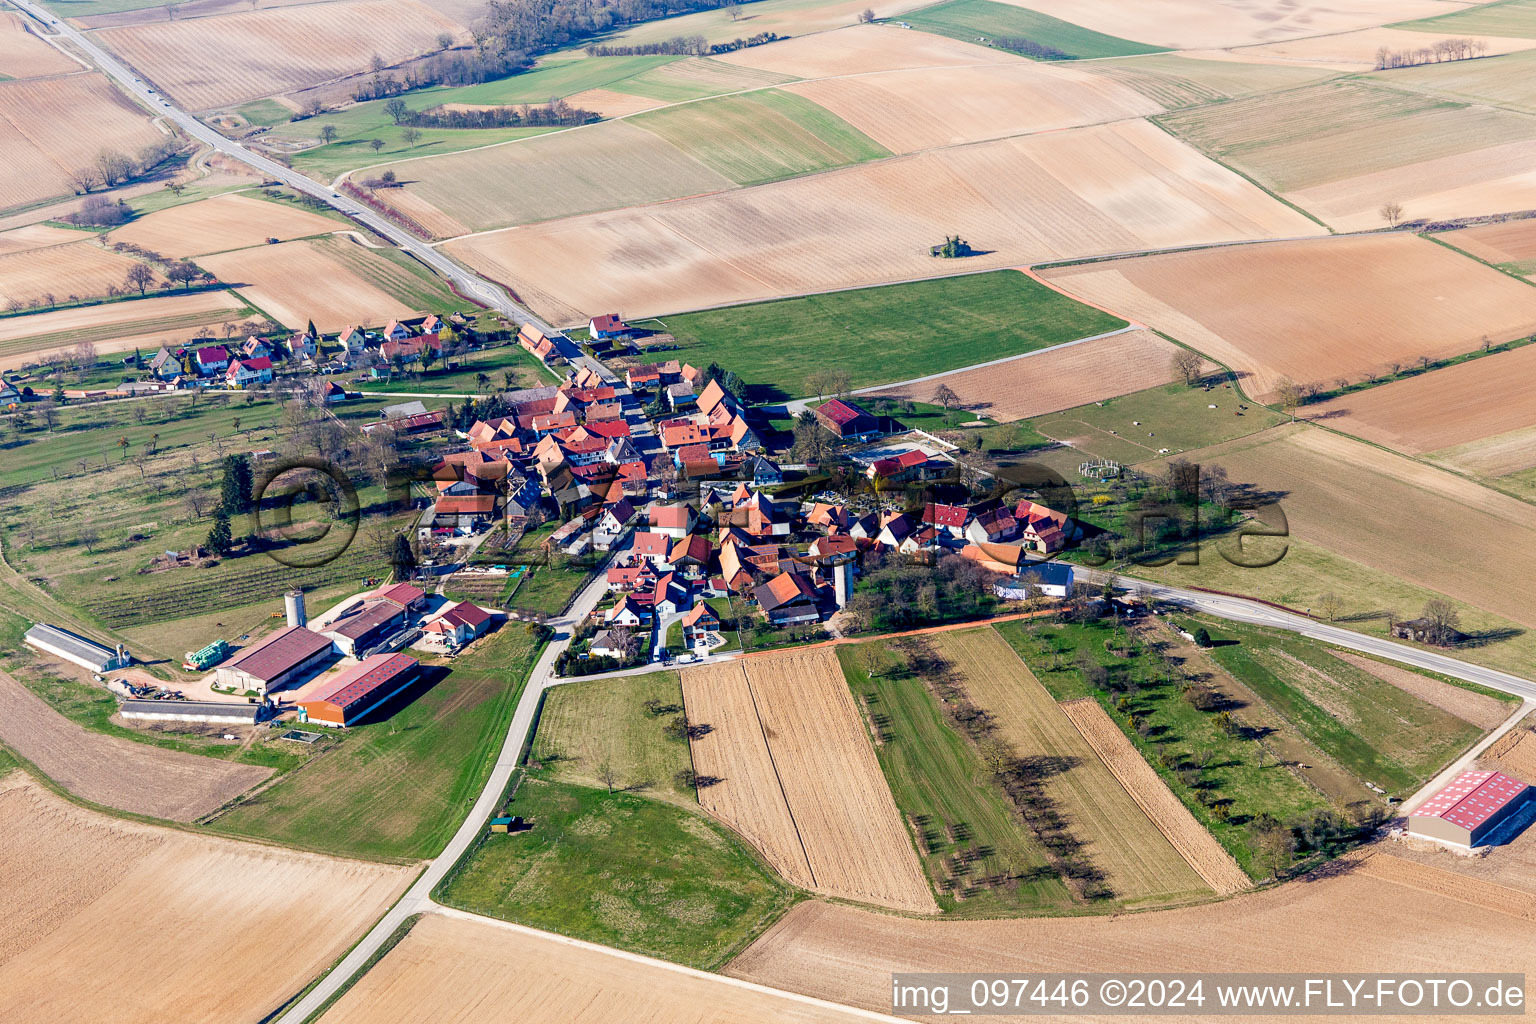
[306,319,318,340]
[206,509,233,556]
[220,453,254,515]
[390,533,417,579]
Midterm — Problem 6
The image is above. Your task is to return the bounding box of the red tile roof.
[435,495,496,515]
[649,504,694,530]
[816,399,869,427]
[373,582,424,608]
[1413,770,1530,832]
[923,503,968,529]
[591,313,626,332]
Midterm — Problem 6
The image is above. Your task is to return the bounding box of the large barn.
[296,653,420,728]
[1408,770,1533,847]
[214,626,335,696]
[23,623,130,673]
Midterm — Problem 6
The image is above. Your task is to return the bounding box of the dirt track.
[0,669,270,821]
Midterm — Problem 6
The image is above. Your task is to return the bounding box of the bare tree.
[401,126,422,147]
[78,521,101,554]
[124,263,156,296]
[1274,377,1302,421]
[67,167,99,194]
[1170,348,1203,386]
[1421,599,1461,646]
[1318,592,1344,621]
[95,148,134,187]
[369,138,385,153]
[857,6,875,21]
[931,382,958,411]
[182,491,212,520]
[319,124,338,144]
[597,759,617,794]
[1379,200,1405,228]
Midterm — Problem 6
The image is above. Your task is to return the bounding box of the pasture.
[0,241,146,310]
[0,775,411,1023]
[107,192,343,257]
[0,74,162,213]
[682,651,936,912]
[1333,651,1514,732]
[530,671,693,802]
[902,0,1164,58]
[656,270,1123,402]
[0,289,251,371]
[586,0,937,50]
[447,118,1320,324]
[629,89,888,186]
[868,327,1179,422]
[1040,234,1536,401]
[0,12,78,78]
[316,913,874,1023]
[1031,379,1284,464]
[93,0,467,109]
[435,777,795,968]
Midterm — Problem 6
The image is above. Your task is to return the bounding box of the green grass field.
[610,56,798,102]
[436,776,796,968]
[531,672,694,802]
[631,89,888,186]
[1031,380,1286,466]
[901,0,1164,58]
[1204,622,1485,797]
[837,642,1073,915]
[353,342,553,395]
[1367,47,1536,114]
[209,626,543,860]
[1392,0,1536,37]
[39,0,176,18]
[655,271,1125,403]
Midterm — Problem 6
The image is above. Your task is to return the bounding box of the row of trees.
[1374,37,1489,70]
[385,97,599,130]
[67,140,183,196]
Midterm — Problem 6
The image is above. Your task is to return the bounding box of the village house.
[606,593,651,627]
[921,502,970,540]
[589,313,629,340]
[226,356,273,388]
[649,502,697,539]
[590,628,636,661]
[666,382,696,411]
[753,571,821,626]
[194,345,230,376]
[868,449,936,486]
[995,562,1075,600]
[749,456,783,487]
[421,601,493,650]
[680,603,720,650]
[1015,499,1071,553]
[627,530,675,569]
[966,506,1020,545]
[287,332,318,360]
[518,324,565,367]
[875,511,917,550]
[149,347,181,380]
[593,498,637,550]
[240,336,271,360]
[652,573,689,618]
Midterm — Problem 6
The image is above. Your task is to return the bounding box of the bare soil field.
[0,240,144,309]
[682,650,936,912]
[0,13,80,78]
[448,119,1321,323]
[1040,234,1536,401]
[108,192,341,257]
[318,911,879,1024]
[718,22,1015,77]
[934,629,1210,905]
[93,0,468,109]
[727,850,1536,1021]
[0,74,162,212]
[993,0,1450,49]
[783,62,1159,153]
[198,237,417,329]
[74,0,325,29]
[1239,27,1536,68]
[1328,652,1513,732]
[0,223,97,256]
[1059,698,1252,895]
[1157,425,1536,631]
[868,328,1178,421]
[598,0,935,50]
[0,669,270,821]
[0,775,412,1024]
[0,289,248,371]
[1481,718,1536,779]
[1302,343,1536,455]
[1428,424,1536,480]
[1441,218,1536,277]
[377,119,733,232]
[1080,52,1340,110]
[558,88,665,118]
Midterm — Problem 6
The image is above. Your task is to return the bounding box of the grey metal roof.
[121,700,260,720]
[24,623,117,664]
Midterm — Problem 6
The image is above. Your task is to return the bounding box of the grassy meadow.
[531,672,693,800]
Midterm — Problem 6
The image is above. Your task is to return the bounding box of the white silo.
[284,590,307,628]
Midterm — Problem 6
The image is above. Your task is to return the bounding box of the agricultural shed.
[214,626,335,696]
[815,399,879,440]
[120,700,264,725]
[322,602,407,657]
[23,623,129,673]
[297,653,420,727]
[1409,770,1533,847]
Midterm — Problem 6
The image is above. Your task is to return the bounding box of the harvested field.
[0,775,411,1023]
[1332,652,1513,731]
[197,237,418,330]
[94,0,468,109]
[1040,234,1536,401]
[1429,424,1536,480]
[1157,425,1536,631]
[1482,719,1536,780]
[932,629,1211,904]
[783,62,1159,153]
[1441,217,1536,277]
[1352,852,1536,920]
[448,119,1321,323]
[0,74,161,212]
[0,13,79,79]
[0,289,248,371]
[682,651,936,912]
[1395,0,1536,39]
[107,192,341,257]
[1242,27,1536,68]
[717,22,1015,77]
[867,328,1178,421]
[0,669,270,821]
[377,120,732,232]
[1080,51,1341,109]
[0,241,144,309]
[727,851,1536,1018]
[993,0,1450,49]
[317,911,878,1024]
[1302,344,1536,455]
[0,224,91,256]
[1060,698,1255,895]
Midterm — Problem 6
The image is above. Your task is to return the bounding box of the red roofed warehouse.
[814,399,879,440]
[1409,770,1532,846]
[297,653,421,727]
[215,626,335,696]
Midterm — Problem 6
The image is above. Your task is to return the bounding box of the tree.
[219,453,254,515]
[385,98,410,125]
[319,123,338,144]
[67,167,99,194]
[1421,599,1461,646]
[597,759,617,794]
[124,263,155,296]
[368,138,385,153]
[166,261,199,291]
[206,509,234,556]
[1170,348,1203,386]
[78,521,100,554]
[117,436,131,459]
[475,371,491,392]
[1318,592,1343,621]
[931,382,958,411]
[1192,626,1212,648]
[858,6,875,21]
[1274,377,1302,421]
[95,148,133,187]
[436,31,454,49]
[401,127,422,147]
[724,0,740,18]
[389,532,417,580]
[1380,200,1405,228]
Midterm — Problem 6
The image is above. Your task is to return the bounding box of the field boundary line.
[740,663,820,889]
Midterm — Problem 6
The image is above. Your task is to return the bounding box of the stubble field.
[932,628,1212,905]
[0,224,92,256]
[0,240,146,309]
[0,669,270,821]
[107,192,342,257]
[197,236,421,329]
[682,650,937,913]
[93,0,468,109]
[0,13,79,78]
[1483,719,1536,779]
[317,912,878,1024]
[867,328,1178,421]
[1040,234,1536,401]
[447,118,1321,323]
[0,775,411,1024]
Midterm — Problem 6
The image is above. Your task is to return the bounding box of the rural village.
[5,0,1536,1021]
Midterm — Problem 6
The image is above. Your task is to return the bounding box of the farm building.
[1409,770,1533,847]
[120,700,265,725]
[421,602,492,650]
[815,399,880,440]
[995,562,1075,600]
[372,582,425,612]
[23,623,130,673]
[322,601,408,658]
[215,626,335,696]
[753,571,822,626]
[296,653,421,728]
